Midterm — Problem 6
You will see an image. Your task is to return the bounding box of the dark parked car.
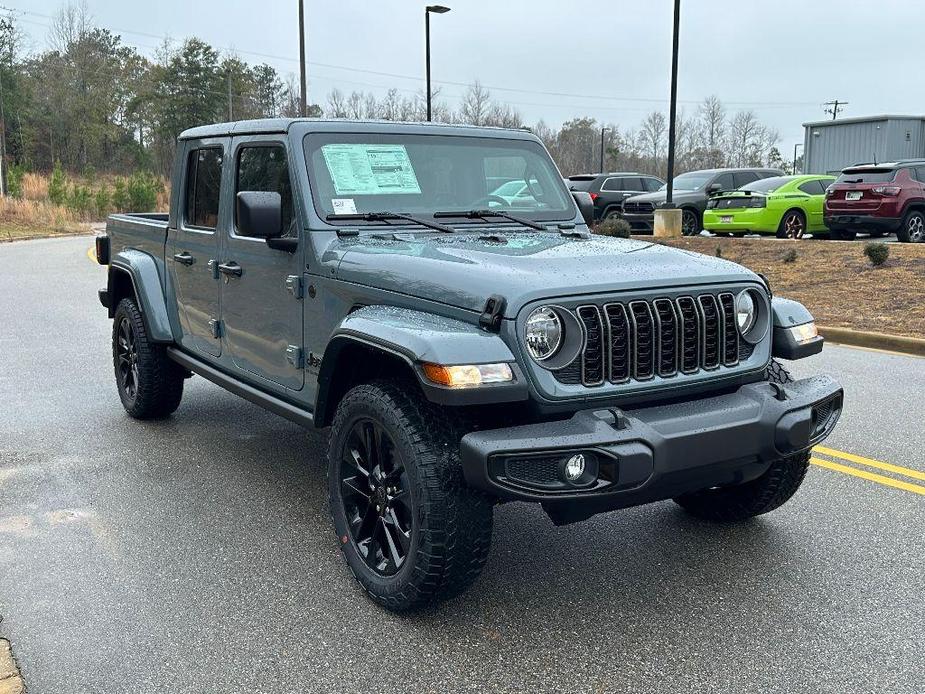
[824,160,925,242]
[95,119,841,612]
[565,173,664,223]
[622,167,784,236]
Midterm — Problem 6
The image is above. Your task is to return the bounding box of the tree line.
[0,3,787,186]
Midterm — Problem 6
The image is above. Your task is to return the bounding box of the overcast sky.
[12,0,925,156]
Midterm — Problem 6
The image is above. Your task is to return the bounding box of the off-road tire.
[897,209,925,243]
[673,359,810,522]
[328,380,494,611]
[112,298,184,419]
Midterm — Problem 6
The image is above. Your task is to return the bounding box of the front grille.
[553,292,745,387]
[622,201,655,215]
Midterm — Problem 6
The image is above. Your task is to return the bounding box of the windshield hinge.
[479,294,506,333]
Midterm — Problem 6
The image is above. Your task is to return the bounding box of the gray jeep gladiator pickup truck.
[96,118,843,612]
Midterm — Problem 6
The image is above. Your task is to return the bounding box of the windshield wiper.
[325,211,455,233]
[433,209,546,231]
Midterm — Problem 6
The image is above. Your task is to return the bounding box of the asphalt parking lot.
[1,236,923,694]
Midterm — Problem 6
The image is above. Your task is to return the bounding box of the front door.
[219,136,304,392]
[168,141,226,358]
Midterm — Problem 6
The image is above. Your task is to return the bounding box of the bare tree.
[727,110,778,167]
[459,81,492,126]
[638,111,667,176]
[326,88,348,118]
[49,0,90,52]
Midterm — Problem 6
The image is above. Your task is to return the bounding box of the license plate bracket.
[846,191,862,201]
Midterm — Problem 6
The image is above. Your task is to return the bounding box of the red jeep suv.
[824,160,925,242]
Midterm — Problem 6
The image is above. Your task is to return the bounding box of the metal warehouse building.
[802,115,925,175]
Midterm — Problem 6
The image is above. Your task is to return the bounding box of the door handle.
[217,261,243,277]
[173,252,195,266]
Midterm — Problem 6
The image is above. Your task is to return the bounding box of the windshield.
[659,172,713,191]
[303,133,573,223]
[741,176,791,193]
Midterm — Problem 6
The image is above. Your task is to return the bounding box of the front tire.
[681,208,701,236]
[328,381,493,611]
[673,360,810,522]
[112,298,184,419]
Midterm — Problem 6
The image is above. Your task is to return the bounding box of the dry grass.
[649,236,925,338]
[21,173,48,202]
[0,197,90,240]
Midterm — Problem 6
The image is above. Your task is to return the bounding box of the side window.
[235,144,295,237]
[601,177,623,191]
[713,173,735,191]
[185,148,223,229]
[915,167,925,183]
[733,171,759,188]
[624,177,647,192]
[645,177,663,192]
[798,181,819,195]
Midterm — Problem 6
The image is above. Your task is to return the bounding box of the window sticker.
[321,144,422,195]
[331,198,357,215]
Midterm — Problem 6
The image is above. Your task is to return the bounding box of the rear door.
[798,179,828,226]
[219,135,304,392]
[168,140,227,358]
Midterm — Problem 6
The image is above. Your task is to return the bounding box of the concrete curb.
[818,326,925,357]
[1,230,94,243]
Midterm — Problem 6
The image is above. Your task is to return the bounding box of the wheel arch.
[108,250,173,343]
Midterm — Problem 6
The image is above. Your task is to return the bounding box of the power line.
[2,3,821,110]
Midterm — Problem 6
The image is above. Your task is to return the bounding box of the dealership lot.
[0,236,922,694]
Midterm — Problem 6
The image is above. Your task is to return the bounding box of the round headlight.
[525,307,562,361]
[736,290,757,335]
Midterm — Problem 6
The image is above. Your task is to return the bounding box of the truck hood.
[335,231,758,318]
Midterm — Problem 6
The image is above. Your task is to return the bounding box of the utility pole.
[227,71,233,121]
[793,142,803,175]
[0,71,6,196]
[599,127,608,173]
[823,100,846,121]
[298,0,307,117]
[664,0,681,206]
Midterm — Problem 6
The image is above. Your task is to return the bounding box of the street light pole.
[298,0,307,117]
[599,127,608,173]
[664,0,681,206]
[793,143,803,175]
[425,5,450,122]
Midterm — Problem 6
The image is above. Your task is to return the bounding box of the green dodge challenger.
[703,175,835,238]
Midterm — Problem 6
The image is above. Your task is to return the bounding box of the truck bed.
[106,212,169,262]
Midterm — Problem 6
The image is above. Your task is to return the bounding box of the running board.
[167,348,315,429]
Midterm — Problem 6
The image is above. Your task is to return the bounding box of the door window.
[185,148,223,229]
[798,181,820,195]
[235,144,295,236]
[601,177,625,191]
[623,177,647,192]
[713,173,735,191]
[644,177,663,192]
[914,167,925,183]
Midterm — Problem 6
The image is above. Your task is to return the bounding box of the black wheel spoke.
[338,416,414,578]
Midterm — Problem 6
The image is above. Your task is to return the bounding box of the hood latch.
[479,294,506,333]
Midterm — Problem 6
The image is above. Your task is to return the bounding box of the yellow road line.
[87,246,96,263]
[814,445,925,483]
[810,457,925,496]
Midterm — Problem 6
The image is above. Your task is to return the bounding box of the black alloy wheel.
[681,209,699,236]
[338,417,413,576]
[116,315,140,402]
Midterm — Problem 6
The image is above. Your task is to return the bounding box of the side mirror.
[236,191,282,238]
[572,191,595,225]
[707,183,723,195]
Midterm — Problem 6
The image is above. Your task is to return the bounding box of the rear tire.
[112,298,184,419]
[328,380,493,612]
[897,209,925,243]
[673,360,810,522]
[776,209,806,239]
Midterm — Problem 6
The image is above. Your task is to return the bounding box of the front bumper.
[621,212,656,232]
[824,213,901,232]
[460,375,842,518]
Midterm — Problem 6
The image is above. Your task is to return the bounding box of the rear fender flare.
[109,250,173,343]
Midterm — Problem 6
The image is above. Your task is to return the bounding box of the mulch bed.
[644,236,925,339]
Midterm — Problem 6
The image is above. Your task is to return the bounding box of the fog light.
[564,454,586,481]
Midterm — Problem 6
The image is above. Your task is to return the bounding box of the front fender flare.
[315,306,528,425]
[109,250,173,343]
